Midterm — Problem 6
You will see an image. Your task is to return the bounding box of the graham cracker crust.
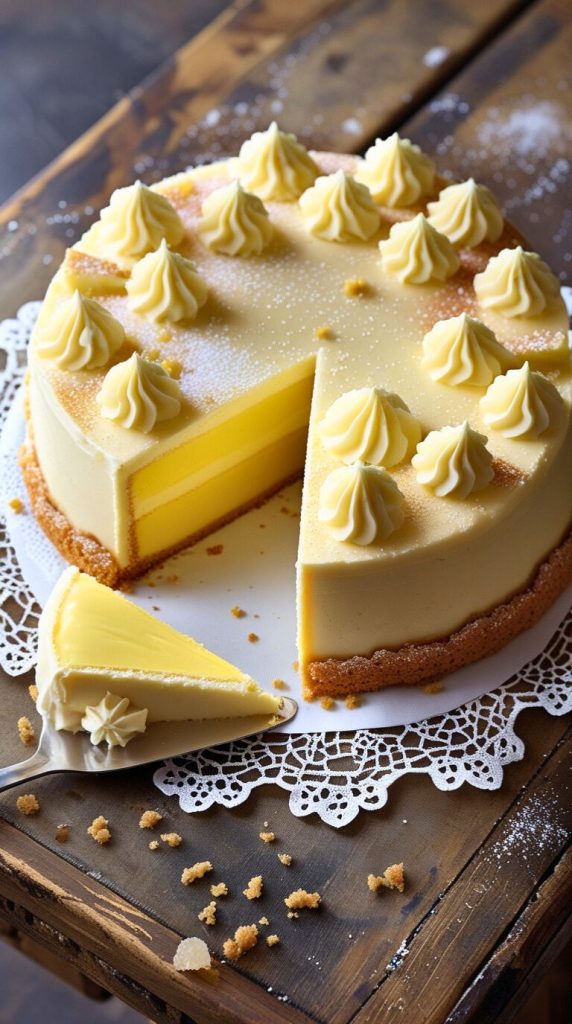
[302,526,572,698]
[19,431,302,588]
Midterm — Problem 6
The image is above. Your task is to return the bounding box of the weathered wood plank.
[0,0,530,317]
[351,729,572,1024]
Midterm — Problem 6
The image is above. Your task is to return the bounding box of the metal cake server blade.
[0,697,297,792]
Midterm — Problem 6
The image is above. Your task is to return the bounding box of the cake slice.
[37,566,281,742]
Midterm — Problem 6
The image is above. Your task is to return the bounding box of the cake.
[23,124,572,698]
[37,566,282,745]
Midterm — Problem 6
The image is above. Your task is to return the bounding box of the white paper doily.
[1,301,571,826]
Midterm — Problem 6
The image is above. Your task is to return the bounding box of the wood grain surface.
[0,1,571,1022]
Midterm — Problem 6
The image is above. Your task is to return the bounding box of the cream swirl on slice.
[379,213,459,284]
[34,290,125,371]
[474,246,561,318]
[320,387,421,467]
[235,122,318,201]
[318,462,405,545]
[421,313,516,388]
[197,180,273,256]
[299,170,379,242]
[81,692,148,748]
[127,240,208,322]
[412,421,494,498]
[97,181,185,265]
[97,352,183,432]
[355,133,435,207]
[427,178,503,248]
[479,362,562,438]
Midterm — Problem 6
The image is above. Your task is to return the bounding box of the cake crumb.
[28,684,38,704]
[88,815,111,845]
[284,889,321,910]
[160,358,182,379]
[198,900,217,926]
[158,329,171,344]
[243,875,263,900]
[145,347,160,360]
[173,936,211,972]
[258,916,269,926]
[344,694,361,709]
[182,861,213,885]
[248,632,259,643]
[287,911,299,919]
[278,853,293,866]
[206,544,224,556]
[315,324,334,340]
[149,840,160,851]
[368,863,405,893]
[231,605,246,618]
[259,831,276,843]
[210,882,228,897]
[16,794,40,816]
[344,277,369,298]
[55,824,70,843]
[320,696,335,710]
[161,832,182,847]
[272,679,288,691]
[266,934,280,947]
[139,810,163,830]
[222,924,258,961]
[8,497,24,513]
[423,681,444,694]
[17,716,36,746]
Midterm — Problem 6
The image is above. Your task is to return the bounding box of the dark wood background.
[0,2,570,1023]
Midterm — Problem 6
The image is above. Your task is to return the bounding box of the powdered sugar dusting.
[423,46,451,68]
[486,786,569,866]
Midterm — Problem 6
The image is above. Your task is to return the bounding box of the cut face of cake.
[24,126,572,698]
[36,567,282,743]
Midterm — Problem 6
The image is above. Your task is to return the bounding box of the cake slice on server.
[36,567,282,747]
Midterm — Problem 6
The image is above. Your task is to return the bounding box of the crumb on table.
[139,809,163,830]
[87,815,111,845]
[259,831,276,843]
[344,277,369,297]
[16,794,39,816]
[284,889,321,910]
[8,497,24,513]
[210,881,228,897]
[423,681,444,694]
[161,832,182,847]
[315,324,334,340]
[181,861,213,885]
[278,853,293,866]
[320,696,335,711]
[266,934,280,947]
[222,924,258,961]
[149,840,160,851]
[173,936,211,972]
[231,606,246,618]
[247,632,259,643]
[17,716,36,746]
[272,679,288,691]
[28,684,38,704]
[258,915,269,926]
[344,694,361,709]
[243,875,263,900]
[198,901,217,926]
[55,824,70,843]
[368,863,405,893]
[287,911,299,919]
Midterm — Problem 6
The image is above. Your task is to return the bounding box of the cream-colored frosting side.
[97,353,183,432]
[298,170,379,241]
[235,122,318,200]
[126,240,208,322]
[421,313,516,387]
[427,178,503,248]
[34,290,125,370]
[355,133,435,207]
[93,181,185,266]
[197,180,273,255]
[475,246,562,317]
[318,462,405,544]
[81,692,148,747]
[319,387,421,466]
[480,362,563,438]
[379,213,459,283]
[412,421,494,498]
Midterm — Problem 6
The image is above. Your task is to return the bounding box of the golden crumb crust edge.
[303,526,572,698]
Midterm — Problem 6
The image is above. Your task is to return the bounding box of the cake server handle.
[0,747,53,792]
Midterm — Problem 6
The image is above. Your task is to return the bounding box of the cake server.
[0,697,297,792]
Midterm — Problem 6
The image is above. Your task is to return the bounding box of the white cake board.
[3,386,571,733]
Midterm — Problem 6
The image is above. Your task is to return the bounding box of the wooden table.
[0,2,571,1022]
